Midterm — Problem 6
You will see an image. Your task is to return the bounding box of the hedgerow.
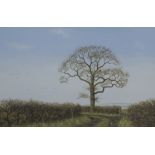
[0,100,81,126]
[127,99,155,127]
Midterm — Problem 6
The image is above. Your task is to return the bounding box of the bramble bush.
[127,99,155,127]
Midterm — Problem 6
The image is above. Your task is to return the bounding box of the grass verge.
[26,116,92,127]
[118,117,133,127]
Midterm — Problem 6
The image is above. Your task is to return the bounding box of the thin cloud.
[49,28,69,38]
[7,42,32,50]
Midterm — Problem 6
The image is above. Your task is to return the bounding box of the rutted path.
[81,113,121,127]
[87,116,102,127]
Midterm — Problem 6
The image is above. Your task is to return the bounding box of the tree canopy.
[59,46,129,112]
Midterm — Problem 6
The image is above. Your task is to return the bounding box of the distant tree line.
[81,106,121,114]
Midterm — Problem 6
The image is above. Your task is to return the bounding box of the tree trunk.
[90,92,95,112]
[90,77,95,112]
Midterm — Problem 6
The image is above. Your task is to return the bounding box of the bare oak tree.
[59,46,128,112]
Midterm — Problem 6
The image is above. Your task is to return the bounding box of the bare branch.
[76,70,90,85]
[95,87,105,94]
[63,72,77,78]
[94,77,106,86]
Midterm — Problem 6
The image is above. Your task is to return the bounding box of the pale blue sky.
[0,28,155,106]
